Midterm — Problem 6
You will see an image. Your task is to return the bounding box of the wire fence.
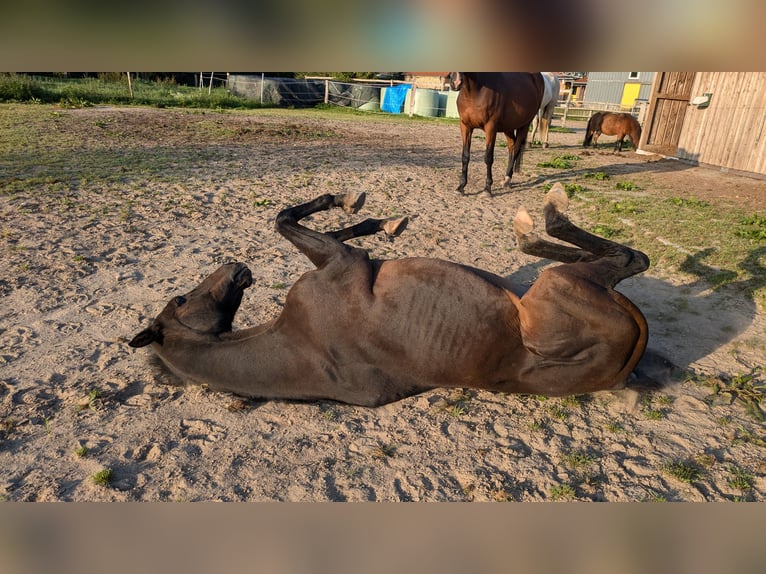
[225,74,648,124]
[4,73,647,125]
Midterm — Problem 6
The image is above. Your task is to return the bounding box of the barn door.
[639,72,696,155]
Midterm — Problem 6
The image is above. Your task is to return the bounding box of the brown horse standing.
[448,72,545,194]
[583,111,642,152]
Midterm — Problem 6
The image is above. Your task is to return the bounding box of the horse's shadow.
[505,246,766,390]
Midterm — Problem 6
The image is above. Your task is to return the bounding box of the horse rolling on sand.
[530,72,561,148]
[448,72,545,194]
[129,184,652,407]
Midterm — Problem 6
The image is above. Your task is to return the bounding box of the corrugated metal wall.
[676,72,766,176]
[584,72,655,105]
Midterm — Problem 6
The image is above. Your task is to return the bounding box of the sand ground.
[1,104,764,501]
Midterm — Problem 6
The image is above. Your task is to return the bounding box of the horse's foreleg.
[615,137,624,153]
[457,123,472,193]
[275,193,365,268]
[327,216,409,242]
[484,126,497,193]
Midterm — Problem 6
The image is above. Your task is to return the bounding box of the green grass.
[549,484,576,501]
[702,367,765,421]
[735,214,766,242]
[91,468,113,487]
[615,180,640,191]
[726,466,755,492]
[566,183,766,310]
[662,460,702,483]
[537,156,575,169]
[0,73,264,110]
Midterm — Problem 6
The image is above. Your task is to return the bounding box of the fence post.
[324,79,329,104]
[408,81,416,117]
[562,102,568,128]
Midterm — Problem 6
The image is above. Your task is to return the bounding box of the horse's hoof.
[544,183,569,213]
[513,208,534,236]
[382,217,408,237]
[341,191,366,214]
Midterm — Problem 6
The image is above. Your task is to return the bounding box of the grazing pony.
[448,72,545,194]
[130,185,651,406]
[583,111,642,152]
[530,72,561,148]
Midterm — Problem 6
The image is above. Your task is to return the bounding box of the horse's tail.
[631,120,643,149]
[583,113,598,147]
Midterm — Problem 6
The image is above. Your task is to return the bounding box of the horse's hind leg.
[275,192,366,268]
[514,207,597,263]
[542,183,649,283]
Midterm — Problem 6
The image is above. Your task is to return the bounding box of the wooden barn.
[639,72,766,178]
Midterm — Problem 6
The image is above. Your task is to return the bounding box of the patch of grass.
[644,408,666,420]
[546,404,569,420]
[563,183,586,197]
[566,186,766,310]
[590,224,620,238]
[253,197,273,208]
[91,468,113,487]
[605,420,626,434]
[615,180,640,191]
[583,171,610,180]
[526,419,548,432]
[562,450,597,472]
[76,389,102,412]
[704,367,765,421]
[667,197,710,209]
[537,156,574,169]
[549,483,576,501]
[559,394,586,408]
[662,459,702,483]
[445,404,466,418]
[0,73,265,109]
[735,214,766,242]
[727,466,755,492]
[611,200,642,215]
[74,445,88,457]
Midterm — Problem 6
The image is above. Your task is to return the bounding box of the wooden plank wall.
[642,72,696,156]
[676,72,766,176]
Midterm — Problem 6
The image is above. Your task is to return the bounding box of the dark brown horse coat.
[449,72,545,193]
[130,187,650,407]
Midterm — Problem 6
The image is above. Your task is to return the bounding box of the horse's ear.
[128,325,163,348]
